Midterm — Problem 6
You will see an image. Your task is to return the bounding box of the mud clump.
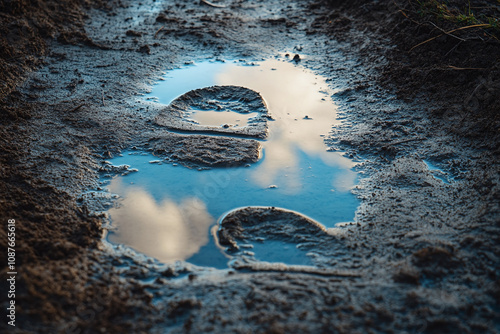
[217,207,346,272]
[155,85,269,139]
[412,246,461,278]
[167,298,202,319]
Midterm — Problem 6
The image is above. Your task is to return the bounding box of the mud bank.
[317,0,500,143]
[0,0,499,333]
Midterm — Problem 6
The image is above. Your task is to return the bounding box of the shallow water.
[424,160,453,184]
[187,108,260,128]
[241,240,313,266]
[104,57,359,267]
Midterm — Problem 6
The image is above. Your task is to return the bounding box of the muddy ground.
[0,0,499,333]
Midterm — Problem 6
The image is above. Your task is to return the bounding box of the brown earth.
[318,0,500,143]
[0,0,499,333]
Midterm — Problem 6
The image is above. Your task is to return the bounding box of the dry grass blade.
[410,23,492,51]
[398,9,409,19]
[447,65,486,70]
[429,21,466,42]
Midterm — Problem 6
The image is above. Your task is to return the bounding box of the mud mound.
[155,85,269,139]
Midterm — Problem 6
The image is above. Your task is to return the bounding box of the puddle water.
[424,160,453,184]
[104,57,359,268]
[184,108,260,128]
[241,240,313,266]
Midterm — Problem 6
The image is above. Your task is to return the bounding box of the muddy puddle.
[102,56,359,268]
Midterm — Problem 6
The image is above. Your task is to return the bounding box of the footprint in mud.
[217,206,334,267]
[151,85,269,168]
[155,85,270,139]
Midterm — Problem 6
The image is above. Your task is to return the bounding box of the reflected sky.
[105,57,359,266]
[213,59,356,192]
[107,180,214,263]
[187,109,260,128]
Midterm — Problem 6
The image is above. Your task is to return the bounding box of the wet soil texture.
[0,0,499,333]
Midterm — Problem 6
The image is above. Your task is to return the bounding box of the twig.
[447,65,486,70]
[410,23,492,51]
[95,63,113,68]
[67,104,85,113]
[154,26,165,39]
[102,91,106,106]
[201,0,227,8]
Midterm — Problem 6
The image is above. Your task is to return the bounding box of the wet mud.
[0,0,499,333]
[150,133,261,167]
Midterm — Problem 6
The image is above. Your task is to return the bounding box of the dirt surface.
[317,0,500,142]
[1,0,499,333]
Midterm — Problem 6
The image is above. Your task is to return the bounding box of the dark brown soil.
[316,0,500,145]
[0,1,133,332]
[0,0,111,101]
[0,0,499,333]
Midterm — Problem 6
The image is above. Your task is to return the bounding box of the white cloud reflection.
[215,59,357,193]
[107,179,213,263]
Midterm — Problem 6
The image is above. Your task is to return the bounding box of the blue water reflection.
[105,58,359,267]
